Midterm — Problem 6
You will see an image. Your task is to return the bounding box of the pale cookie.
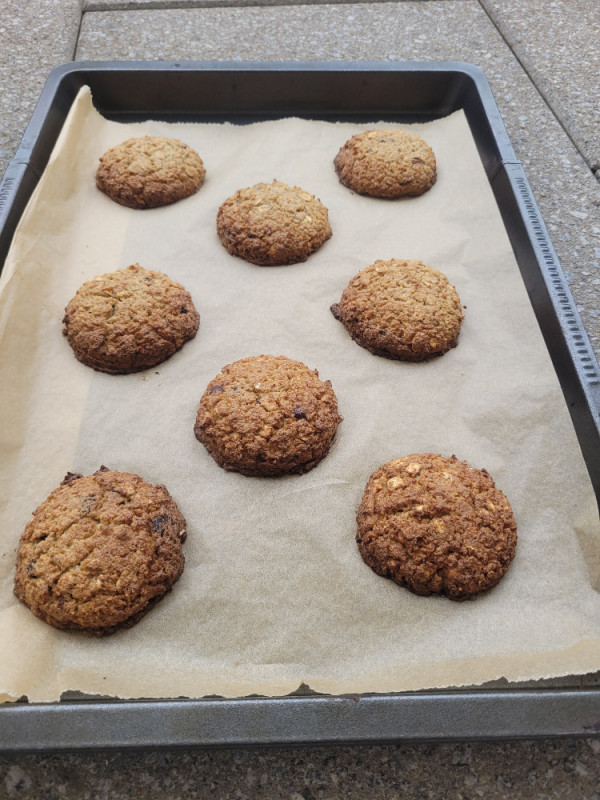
[96,135,205,209]
[334,128,436,198]
[63,263,200,374]
[356,454,517,600]
[216,180,332,266]
[14,467,187,635]
[331,259,464,361]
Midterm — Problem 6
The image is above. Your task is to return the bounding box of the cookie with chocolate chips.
[13,467,187,635]
[356,454,517,600]
[194,354,342,476]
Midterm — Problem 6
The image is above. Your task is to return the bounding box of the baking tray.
[1,60,600,751]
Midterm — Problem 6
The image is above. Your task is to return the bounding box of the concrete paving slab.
[2,739,600,799]
[480,0,600,174]
[75,1,600,353]
[0,0,83,179]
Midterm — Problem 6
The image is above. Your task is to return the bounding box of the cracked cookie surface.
[194,354,342,476]
[331,258,464,361]
[63,263,200,374]
[96,135,205,209]
[216,180,332,266]
[13,467,187,635]
[356,454,517,600]
[334,128,436,198]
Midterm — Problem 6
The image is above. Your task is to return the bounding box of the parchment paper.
[1,87,600,702]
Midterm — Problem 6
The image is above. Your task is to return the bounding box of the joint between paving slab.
[72,6,86,61]
[477,0,600,185]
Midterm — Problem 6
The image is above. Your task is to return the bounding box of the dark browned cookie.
[194,354,342,476]
[216,180,332,266]
[96,135,205,209]
[356,454,517,600]
[63,263,200,374]
[13,467,187,635]
[331,259,464,361]
[334,128,436,198]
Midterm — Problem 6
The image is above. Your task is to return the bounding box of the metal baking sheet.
[1,61,600,750]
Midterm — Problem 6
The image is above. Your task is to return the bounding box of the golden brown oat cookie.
[216,180,332,266]
[13,467,187,635]
[331,259,464,361]
[194,354,342,476]
[96,136,205,209]
[334,128,436,198]
[356,454,517,600]
[63,263,200,374]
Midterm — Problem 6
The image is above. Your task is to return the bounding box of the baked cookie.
[194,354,342,476]
[334,128,436,198]
[96,135,205,209]
[331,259,463,361]
[63,263,200,374]
[13,467,187,635]
[216,180,332,266]
[356,454,517,600]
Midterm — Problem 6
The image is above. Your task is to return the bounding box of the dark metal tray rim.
[4,685,600,751]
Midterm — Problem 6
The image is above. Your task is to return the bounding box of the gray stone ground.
[1,0,600,796]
